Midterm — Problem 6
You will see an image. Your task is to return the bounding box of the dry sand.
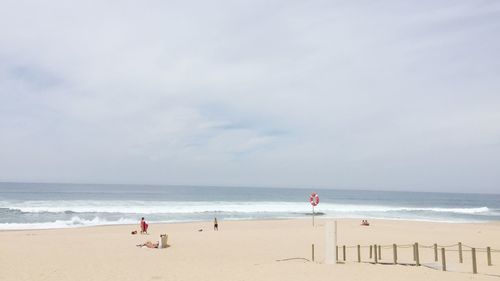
[1,219,499,281]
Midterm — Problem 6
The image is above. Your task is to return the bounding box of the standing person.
[140,217,149,234]
[214,217,218,231]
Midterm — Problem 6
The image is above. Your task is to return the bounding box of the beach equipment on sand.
[310,192,320,206]
[159,234,168,249]
[309,192,320,226]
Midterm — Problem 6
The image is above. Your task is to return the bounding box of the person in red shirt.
[140,217,149,234]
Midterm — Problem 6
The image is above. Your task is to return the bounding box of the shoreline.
[2,216,500,232]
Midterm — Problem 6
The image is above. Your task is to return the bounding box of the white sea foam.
[0,202,496,230]
[396,206,491,214]
[0,216,139,230]
[0,200,494,215]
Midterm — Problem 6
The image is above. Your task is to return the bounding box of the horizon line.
[0,180,498,196]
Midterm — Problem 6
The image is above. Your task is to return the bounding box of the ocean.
[1,182,499,230]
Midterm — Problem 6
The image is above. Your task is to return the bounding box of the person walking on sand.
[140,217,149,234]
[214,217,218,231]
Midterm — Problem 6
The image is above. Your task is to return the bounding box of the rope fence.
[325,241,499,275]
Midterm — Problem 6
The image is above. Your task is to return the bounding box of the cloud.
[0,0,499,192]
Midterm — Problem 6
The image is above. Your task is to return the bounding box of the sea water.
[0,182,499,230]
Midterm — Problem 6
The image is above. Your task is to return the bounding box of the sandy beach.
[1,219,499,281]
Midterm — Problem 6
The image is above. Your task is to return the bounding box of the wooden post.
[415,242,420,266]
[336,245,338,261]
[458,242,463,263]
[312,244,315,262]
[487,247,492,266]
[343,245,346,261]
[393,244,397,264]
[369,245,372,258]
[472,248,477,274]
[378,245,381,260]
[441,248,446,271]
[374,244,378,263]
[434,243,438,262]
[413,244,416,261]
[357,245,361,263]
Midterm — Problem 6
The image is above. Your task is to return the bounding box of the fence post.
[312,244,315,262]
[343,245,346,261]
[357,245,361,263]
[374,244,378,264]
[487,247,492,266]
[393,244,397,264]
[415,242,420,266]
[434,243,438,262]
[413,244,416,261]
[336,246,338,261]
[378,245,382,260]
[472,248,477,274]
[369,245,372,258]
[458,242,463,263]
[441,248,446,271]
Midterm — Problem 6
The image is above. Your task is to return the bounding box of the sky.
[0,1,499,193]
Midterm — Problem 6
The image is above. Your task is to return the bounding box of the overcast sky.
[0,1,499,193]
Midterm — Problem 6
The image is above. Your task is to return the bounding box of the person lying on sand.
[137,241,159,248]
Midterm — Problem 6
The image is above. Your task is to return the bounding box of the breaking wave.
[0,201,494,215]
